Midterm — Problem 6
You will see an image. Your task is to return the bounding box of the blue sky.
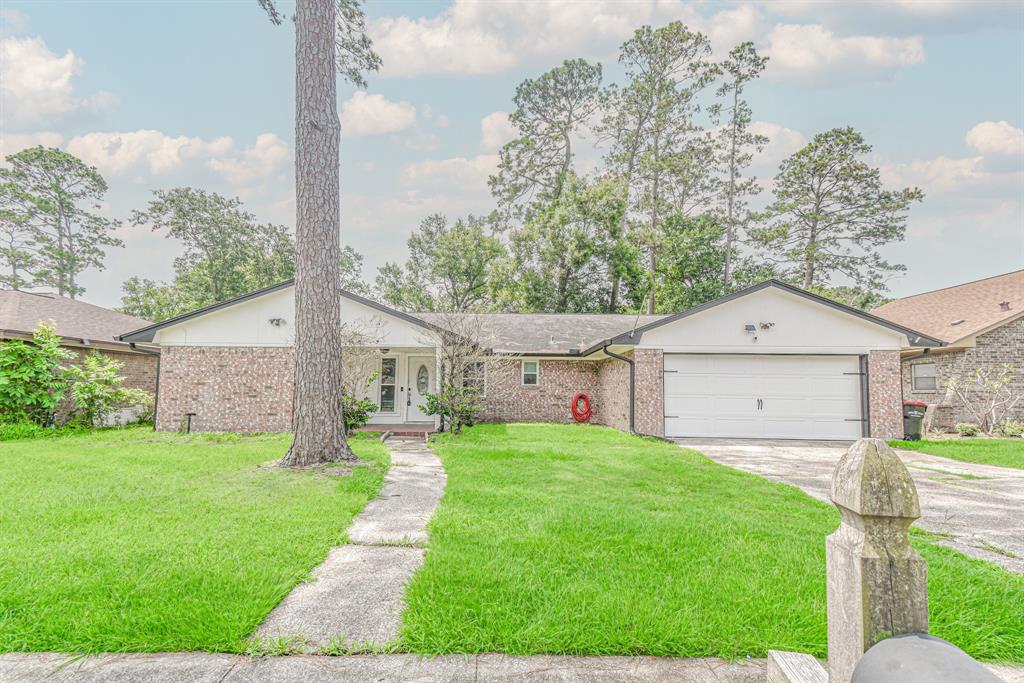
[1,0,1022,308]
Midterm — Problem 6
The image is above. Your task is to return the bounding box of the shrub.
[998,419,1024,438]
[955,423,980,437]
[341,394,377,434]
[422,383,481,434]
[0,421,89,442]
[64,352,154,427]
[0,323,72,425]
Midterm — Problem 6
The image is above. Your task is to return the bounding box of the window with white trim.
[462,361,486,395]
[521,360,539,386]
[911,363,937,392]
[379,357,397,411]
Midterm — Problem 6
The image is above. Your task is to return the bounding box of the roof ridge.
[882,269,1024,304]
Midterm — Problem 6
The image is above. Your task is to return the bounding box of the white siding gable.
[153,286,433,348]
[637,286,906,354]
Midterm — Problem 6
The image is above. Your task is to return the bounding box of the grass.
[890,438,1024,470]
[403,423,1024,662]
[0,426,388,653]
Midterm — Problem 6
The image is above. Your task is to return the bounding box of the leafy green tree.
[599,23,718,313]
[490,59,602,213]
[0,204,36,290]
[0,147,122,298]
[130,188,259,304]
[810,285,891,311]
[118,277,186,321]
[713,41,768,286]
[654,214,731,312]
[506,174,622,313]
[0,323,72,425]
[375,214,505,312]
[753,127,924,290]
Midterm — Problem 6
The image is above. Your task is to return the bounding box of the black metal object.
[183,413,196,434]
[853,633,1002,683]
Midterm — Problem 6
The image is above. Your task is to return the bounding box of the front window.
[379,357,397,411]
[521,360,539,386]
[463,361,486,395]
[911,363,937,392]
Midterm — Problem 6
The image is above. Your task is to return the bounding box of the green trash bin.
[903,401,927,441]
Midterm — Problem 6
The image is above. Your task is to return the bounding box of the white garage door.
[663,354,863,440]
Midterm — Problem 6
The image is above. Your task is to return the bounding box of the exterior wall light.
[268,317,286,327]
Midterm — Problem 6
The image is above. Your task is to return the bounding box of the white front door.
[663,354,863,440]
[405,355,434,422]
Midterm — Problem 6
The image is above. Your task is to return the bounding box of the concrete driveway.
[675,439,1024,574]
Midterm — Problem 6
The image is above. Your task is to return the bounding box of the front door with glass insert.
[406,355,434,422]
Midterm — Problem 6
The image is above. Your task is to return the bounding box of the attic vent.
[1000,301,1011,311]
[950,319,965,326]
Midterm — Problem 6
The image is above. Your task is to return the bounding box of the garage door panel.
[663,354,862,440]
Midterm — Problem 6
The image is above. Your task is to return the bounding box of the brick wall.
[156,346,294,432]
[479,359,604,424]
[633,348,665,437]
[55,346,158,423]
[902,317,1024,429]
[868,350,903,439]
[597,357,630,431]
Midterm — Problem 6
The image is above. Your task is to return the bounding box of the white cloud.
[879,154,1024,194]
[0,36,115,128]
[764,23,924,84]
[0,131,63,159]
[399,154,499,193]
[208,133,290,185]
[339,91,417,137]
[370,0,702,77]
[479,111,516,152]
[748,121,807,167]
[965,121,1024,156]
[66,130,233,175]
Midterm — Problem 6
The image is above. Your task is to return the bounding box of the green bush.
[341,393,377,434]
[955,423,980,437]
[421,383,481,434]
[64,352,155,427]
[0,323,72,425]
[998,419,1024,438]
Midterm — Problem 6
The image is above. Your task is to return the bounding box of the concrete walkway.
[4,653,1022,683]
[0,652,770,682]
[254,437,446,651]
[677,438,1024,573]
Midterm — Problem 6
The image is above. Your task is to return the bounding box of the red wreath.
[571,393,591,422]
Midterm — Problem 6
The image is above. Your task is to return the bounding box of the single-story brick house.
[119,279,942,440]
[871,270,1024,430]
[0,289,159,398]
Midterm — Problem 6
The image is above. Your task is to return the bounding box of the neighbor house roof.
[0,290,154,350]
[416,312,667,355]
[871,270,1024,344]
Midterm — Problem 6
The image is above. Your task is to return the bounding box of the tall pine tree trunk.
[281,0,353,466]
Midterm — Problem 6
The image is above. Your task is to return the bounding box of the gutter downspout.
[129,343,161,431]
[602,343,635,434]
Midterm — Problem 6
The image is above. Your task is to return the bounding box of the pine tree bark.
[281,0,354,466]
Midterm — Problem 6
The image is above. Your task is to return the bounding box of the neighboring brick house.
[121,279,941,441]
[0,290,159,420]
[872,270,1024,430]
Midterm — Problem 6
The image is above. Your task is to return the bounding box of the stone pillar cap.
[830,438,920,519]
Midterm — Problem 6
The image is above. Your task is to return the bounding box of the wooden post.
[826,438,928,683]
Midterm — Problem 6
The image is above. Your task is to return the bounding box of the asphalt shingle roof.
[0,290,153,344]
[415,312,668,354]
[871,270,1024,344]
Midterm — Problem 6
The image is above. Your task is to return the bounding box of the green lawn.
[0,427,387,653]
[403,423,1024,662]
[890,438,1024,470]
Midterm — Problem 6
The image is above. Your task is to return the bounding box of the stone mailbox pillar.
[826,438,928,683]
